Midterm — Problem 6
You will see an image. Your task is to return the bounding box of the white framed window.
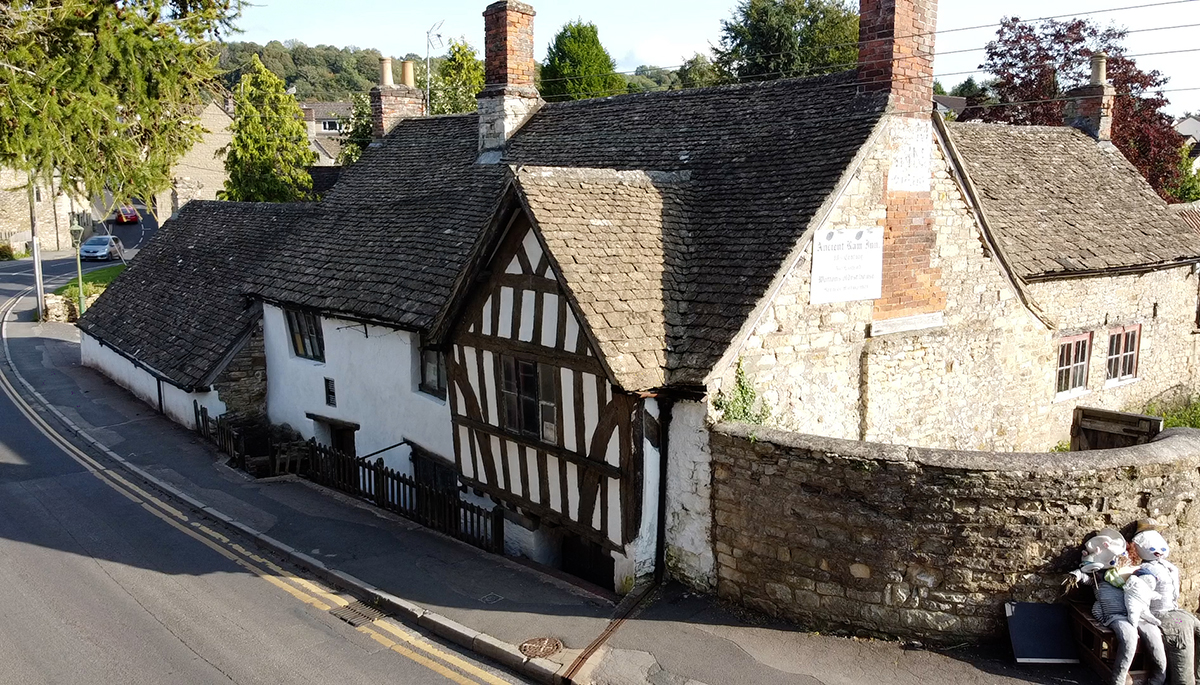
[321,120,341,132]
[1056,333,1091,395]
[1106,325,1141,382]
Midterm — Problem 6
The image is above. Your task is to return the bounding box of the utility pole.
[426,21,444,115]
[26,180,45,319]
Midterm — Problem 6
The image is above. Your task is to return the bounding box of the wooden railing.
[194,401,248,470]
[307,441,503,554]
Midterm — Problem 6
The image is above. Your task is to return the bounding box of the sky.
[234,0,1200,116]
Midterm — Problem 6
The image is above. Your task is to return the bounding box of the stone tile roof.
[250,73,887,389]
[508,73,887,383]
[79,201,312,390]
[247,114,509,330]
[516,167,690,390]
[302,101,354,120]
[1171,202,1200,234]
[945,122,1200,279]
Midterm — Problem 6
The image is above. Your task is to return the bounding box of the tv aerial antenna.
[426,21,445,114]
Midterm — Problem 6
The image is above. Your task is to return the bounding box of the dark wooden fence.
[307,441,503,554]
[194,401,248,469]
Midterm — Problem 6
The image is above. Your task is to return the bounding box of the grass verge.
[55,264,125,304]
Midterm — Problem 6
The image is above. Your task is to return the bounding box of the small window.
[322,120,341,131]
[324,377,336,407]
[34,187,41,203]
[285,309,325,362]
[500,355,557,443]
[1056,333,1091,395]
[1107,325,1141,382]
[420,349,447,398]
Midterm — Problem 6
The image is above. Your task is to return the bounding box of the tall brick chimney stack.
[477,1,542,157]
[858,0,947,328]
[370,58,424,139]
[1063,53,1115,141]
[857,0,937,115]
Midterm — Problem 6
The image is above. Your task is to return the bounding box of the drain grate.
[330,601,388,627]
[519,637,563,659]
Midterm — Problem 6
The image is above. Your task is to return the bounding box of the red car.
[115,204,139,224]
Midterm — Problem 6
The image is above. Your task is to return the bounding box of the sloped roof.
[251,72,888,388]
[247,114,509,329]
[302,101,354,120]
[79,201,312,390]
[515,166,690,390]
[945,122,1200,279]
[1172,202,1200,234]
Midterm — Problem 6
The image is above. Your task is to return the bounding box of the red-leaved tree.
[965,17,1185,201]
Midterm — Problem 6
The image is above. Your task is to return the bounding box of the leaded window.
[500,355,557,443]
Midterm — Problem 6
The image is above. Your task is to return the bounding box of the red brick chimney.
[857,0,937,116]
[477,1,542,156]
[1063,53,1115,141]
[858,0,947,326]
[370,57,424,139]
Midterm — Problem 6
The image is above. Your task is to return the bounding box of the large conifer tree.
[540,22,625,102]
[713,0,859,82]
[220,55,315,202]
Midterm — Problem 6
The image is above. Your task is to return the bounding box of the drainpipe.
[654,397,674,583]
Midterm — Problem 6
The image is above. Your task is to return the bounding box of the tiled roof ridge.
[536,69,858,111]
[513,165,692,185]
[947,121,1092,136]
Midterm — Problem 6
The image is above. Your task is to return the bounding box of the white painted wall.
[613,397,662,593]
[262,304,453,474]
[664,399,715,591]
[80,332,225,429]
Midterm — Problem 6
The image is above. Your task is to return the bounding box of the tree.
[540,21,626,101]
[677,53,721,89]
[1169,144,1200,203]
[337,94,373,166]
[933,81,946,96]
[432,39,484,115]
[968,17,1184,200]
[713,0,858,83]
[219,55,315,202]
[2,0,238,205]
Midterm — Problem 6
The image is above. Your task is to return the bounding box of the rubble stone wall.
[710,422,1200,641]
[213,319,267,419]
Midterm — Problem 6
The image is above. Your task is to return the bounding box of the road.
[0,265,525,685]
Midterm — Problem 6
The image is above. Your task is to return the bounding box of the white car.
[80,235,124,261]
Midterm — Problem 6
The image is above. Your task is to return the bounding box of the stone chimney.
[477,1,542,157]
[302,106,316,138]
[857,0,937,116]
[1063,53,1115,141]
[370,57,424,139]
[857,0,948,328]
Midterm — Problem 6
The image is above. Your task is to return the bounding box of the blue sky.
[234,0,1199,116]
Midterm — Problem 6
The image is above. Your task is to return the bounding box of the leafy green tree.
[625,65,681,93]
[677,54,721,89]
[2,0,238,206]
[337,94,373,166]
[540,21,626,101]
[219,55,315,202]
[713,0,859,82]
[933,81,946,96]
[432,39,484,115]
[1169,144,1200,203]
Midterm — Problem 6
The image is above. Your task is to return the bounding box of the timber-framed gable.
[445,205,644,556]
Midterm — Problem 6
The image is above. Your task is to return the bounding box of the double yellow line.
[0,289,512,685]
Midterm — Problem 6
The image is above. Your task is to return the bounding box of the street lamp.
[69,221,86,317]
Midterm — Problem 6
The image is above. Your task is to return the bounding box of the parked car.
[115,205,139,224]
[80,235,123,261]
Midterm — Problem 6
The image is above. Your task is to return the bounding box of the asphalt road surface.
[0,266,525,685]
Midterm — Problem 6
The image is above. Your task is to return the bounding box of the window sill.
[1053,388,1091,404]
[1104,376,1140,390]
[418,386,448,403]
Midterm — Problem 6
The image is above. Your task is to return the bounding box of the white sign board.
[810,227,884,305]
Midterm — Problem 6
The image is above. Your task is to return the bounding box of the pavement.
[0,283,1103,685]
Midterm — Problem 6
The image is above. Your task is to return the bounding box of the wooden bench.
[1067,599,1150,685]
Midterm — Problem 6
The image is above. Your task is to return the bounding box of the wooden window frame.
[284,308,325,362]
[324,377,336,407]
[1106,324,1141,383]
[499,354,558,444]
[1056,333,1092,396]
[419,349,447,399]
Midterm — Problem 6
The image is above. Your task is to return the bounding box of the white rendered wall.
[612,397,662,593]
[80,332,225,429]
[262,304,454,474]
[664,399,715,591]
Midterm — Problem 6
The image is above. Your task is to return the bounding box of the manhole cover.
[519,637,563,659]
[480,593,504,605]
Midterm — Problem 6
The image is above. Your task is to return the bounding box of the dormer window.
[322,120,341,132]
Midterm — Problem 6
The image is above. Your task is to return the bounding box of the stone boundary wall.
[711,423,1200,641]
